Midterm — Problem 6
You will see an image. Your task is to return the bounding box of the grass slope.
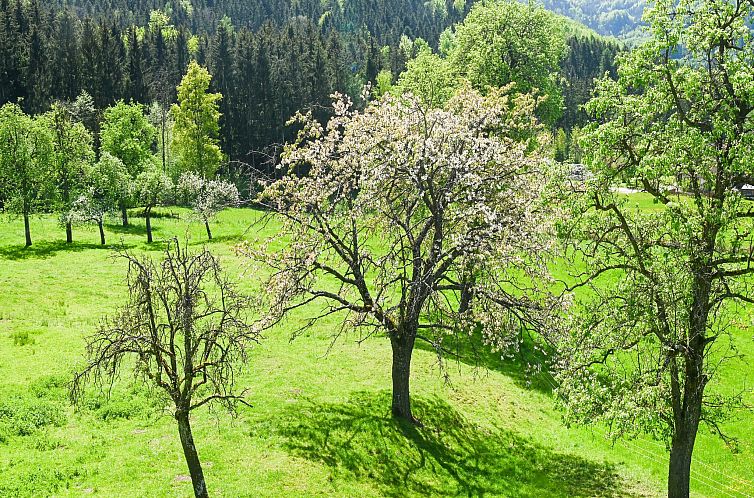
[0,206,751,497]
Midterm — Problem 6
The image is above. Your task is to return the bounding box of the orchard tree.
[0,103,54,247]
[554,1,754,496]
[244,88,558,423]
[72,240,258,498]
[100,101,157,226]
[134,167,174,243]
[172,62,223,179]
[447,0,567,125]
[68,153,130,245]
[44,102,95,243]
[178,172,240,240]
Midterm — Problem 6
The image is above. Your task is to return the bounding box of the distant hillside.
[539,0,645,42]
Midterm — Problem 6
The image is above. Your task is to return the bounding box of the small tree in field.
[133,167,173,243]
[178,172,240,240]
[244,87,557,423]
[67,153,130,245]
[100,101,157,226]
[0,103,54,247]
[72,240,258,498]
[554,1,754,496]
[44,102,95,244]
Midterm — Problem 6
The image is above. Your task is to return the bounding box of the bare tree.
[72,240,259,498]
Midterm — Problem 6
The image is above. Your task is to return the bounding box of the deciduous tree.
[177,172,240,240]
[245,87,557,423]
[100,100,157,226]
[133,166,173,243]
[72,240,258,498]
[44,102,95,243]
[67,152,130,245]
[172,61,223,179]
[0,103,54,246]
[448,0,567,126]
[554,1,754,496]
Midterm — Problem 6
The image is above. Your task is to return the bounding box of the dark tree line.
[1,0,620,173]
[38,0,468,41]
[559,34,622,131]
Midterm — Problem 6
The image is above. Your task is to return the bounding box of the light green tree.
[554,1,754,496]
[100,101,157,226]
[44,102,95,243]
[172,61,223,179]
[448,0,567,125]
[394,48,458,109]
[373,70,393,99]
[0,103,55,247]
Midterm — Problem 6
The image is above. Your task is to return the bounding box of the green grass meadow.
[0,205,752,497]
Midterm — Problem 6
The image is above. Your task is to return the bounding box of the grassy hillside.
[0,205,751,497]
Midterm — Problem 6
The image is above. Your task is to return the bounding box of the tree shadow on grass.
[104,223,149,236]
[188,234,244,246]
[415,330,556,395]
[278,391,633,497]
[0,240,134,260]
[129,209,181,219]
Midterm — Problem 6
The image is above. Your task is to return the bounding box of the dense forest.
[0,0,621,173]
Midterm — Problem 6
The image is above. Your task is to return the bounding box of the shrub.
[0,395,66,438]
[11,330,35,346]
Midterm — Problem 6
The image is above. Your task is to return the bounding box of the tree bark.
[668,270,708,498]
[176,412,209,498]
[668,387,701,498]
[121,203,129,227]
[66,222,73,244]
[205,220,212,240]
[23,211,32,247]
[390,331,417,423]
[98,221,106,245]
[145,209,153,243]
[668,425,696,498]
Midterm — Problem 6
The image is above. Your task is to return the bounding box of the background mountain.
[540,0,646,42]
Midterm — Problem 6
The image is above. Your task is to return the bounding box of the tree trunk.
[161,112,167,172]
[205,220,212,240]
[668,271,707,498]
[66,222,73,244]
[121,203,129,227]
[145,209,153,243]
[668,430,695,498]
[98,221,106,245]
[459,280,475,314]
[176,412,209,498]
[668,394,701,498]
[458,267,476,314]
[390,331,417,423]
[23,211,32,247]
